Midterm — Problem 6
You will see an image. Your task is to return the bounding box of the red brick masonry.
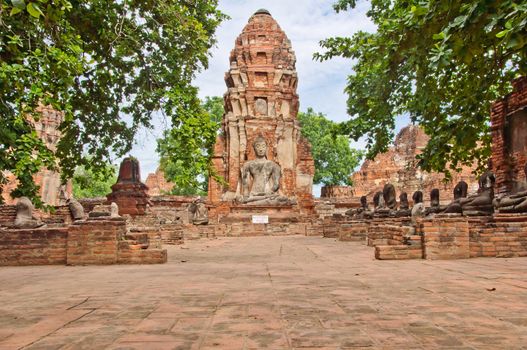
[491,77,527,195]
[0,218,167,266]
[324,214,527,261]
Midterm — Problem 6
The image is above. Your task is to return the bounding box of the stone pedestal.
[107,157,150,216]
[422,215,470,260]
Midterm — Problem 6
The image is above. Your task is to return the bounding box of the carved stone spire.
[209,11,314,208]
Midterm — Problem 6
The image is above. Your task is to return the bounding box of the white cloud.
[129,0,381,179]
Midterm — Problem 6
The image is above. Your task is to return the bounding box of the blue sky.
[127,0,409,193]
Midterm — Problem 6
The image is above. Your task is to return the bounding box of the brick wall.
[0,217,167,266]
[67,218,124,265]
[0,205,16,226]
[469,214,527,258]
[422,215,470,260]
[367,217,412,246]
[0,227,68,266]
[322,215,368,242]
[320,186,354,198]
[78,197,106,213]
[491,77,527,195]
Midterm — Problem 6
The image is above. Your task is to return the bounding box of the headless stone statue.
[68,198,86,221]
[58,185,69,206]
[443,181,469,214]
[373,191,383,210]
[383,184,397,210]
[399,192,409,210]
[189,198,209,225]
[454,181,468,199]
[14,197,44,228]
[110,202,120,217]
[346,195,372,219]
[358,195,371,216]
[411,191,425,224]
[412,191,423,205]
[411,203,426,224]
[238,136,292,205]
[427,188,443,214]
[461,171,495,216]
[375,184,396,217]
[494,163,527,213]
[397,192,411,217]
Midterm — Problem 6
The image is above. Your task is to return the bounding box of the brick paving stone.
[0,236,526,349]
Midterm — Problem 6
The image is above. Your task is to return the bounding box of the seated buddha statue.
[460,171,495,216]
[494,163,527,213]
[238,136,292,205]
[443,181,469,214]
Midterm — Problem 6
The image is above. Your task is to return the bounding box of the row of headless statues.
[347,163,527,219]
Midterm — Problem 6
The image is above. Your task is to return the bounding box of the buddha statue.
[346,196,372,219]
[494,163,527,213]
[14,197,44,228]
[412,191,423,205]
[460,171,495,216]
[427,188,443,214]
[411,191,425,223]
[374,184,396,217]
[189,198,209,225]
[397,192,411,217]
[373,191,384,210]
[68,198,86,221]
[443,181,469,214]
[238,136,291,205]
[454,181,469,199]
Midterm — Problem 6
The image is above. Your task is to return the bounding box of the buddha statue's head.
[253,136,267,158]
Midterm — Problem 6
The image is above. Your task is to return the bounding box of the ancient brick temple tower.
[208,9,315,210]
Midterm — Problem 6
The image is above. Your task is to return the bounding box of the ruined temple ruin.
[1,105,72,206]
[351,125,479,204]
[1,11,526,268]
[323,77,527,260]
[208,9,315,210]
[145,167,174,196]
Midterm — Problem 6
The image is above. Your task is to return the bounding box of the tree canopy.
[315,0,527,178]
[0,0,226,205]
[298,108,363,186]
[157,96,223,195]
[72,162,117,199]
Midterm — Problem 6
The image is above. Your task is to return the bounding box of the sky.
[127,0,409,194]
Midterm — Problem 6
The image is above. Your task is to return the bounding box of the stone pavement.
[0,236,526,350]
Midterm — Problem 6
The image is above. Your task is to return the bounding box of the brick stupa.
[208,9,315,212]
[107,157,150,216]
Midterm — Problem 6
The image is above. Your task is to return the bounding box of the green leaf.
[11,0,25,10]
[433,32,446,40]
[26,2,43,18]
[10,7,23,16]
[496,30,510,38]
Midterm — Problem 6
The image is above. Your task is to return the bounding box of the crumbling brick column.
[491,77,527,195]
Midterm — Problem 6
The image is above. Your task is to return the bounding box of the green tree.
[201,96,224,125]
[157,96,223,195]
[72,162,117,199]
[298,108,363,186]
[0,0,226,205]
[315,0,527,178]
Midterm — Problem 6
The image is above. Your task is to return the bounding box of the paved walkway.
[0,236,526,349]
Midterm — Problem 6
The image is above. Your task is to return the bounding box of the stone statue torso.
[242,158,280,197]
